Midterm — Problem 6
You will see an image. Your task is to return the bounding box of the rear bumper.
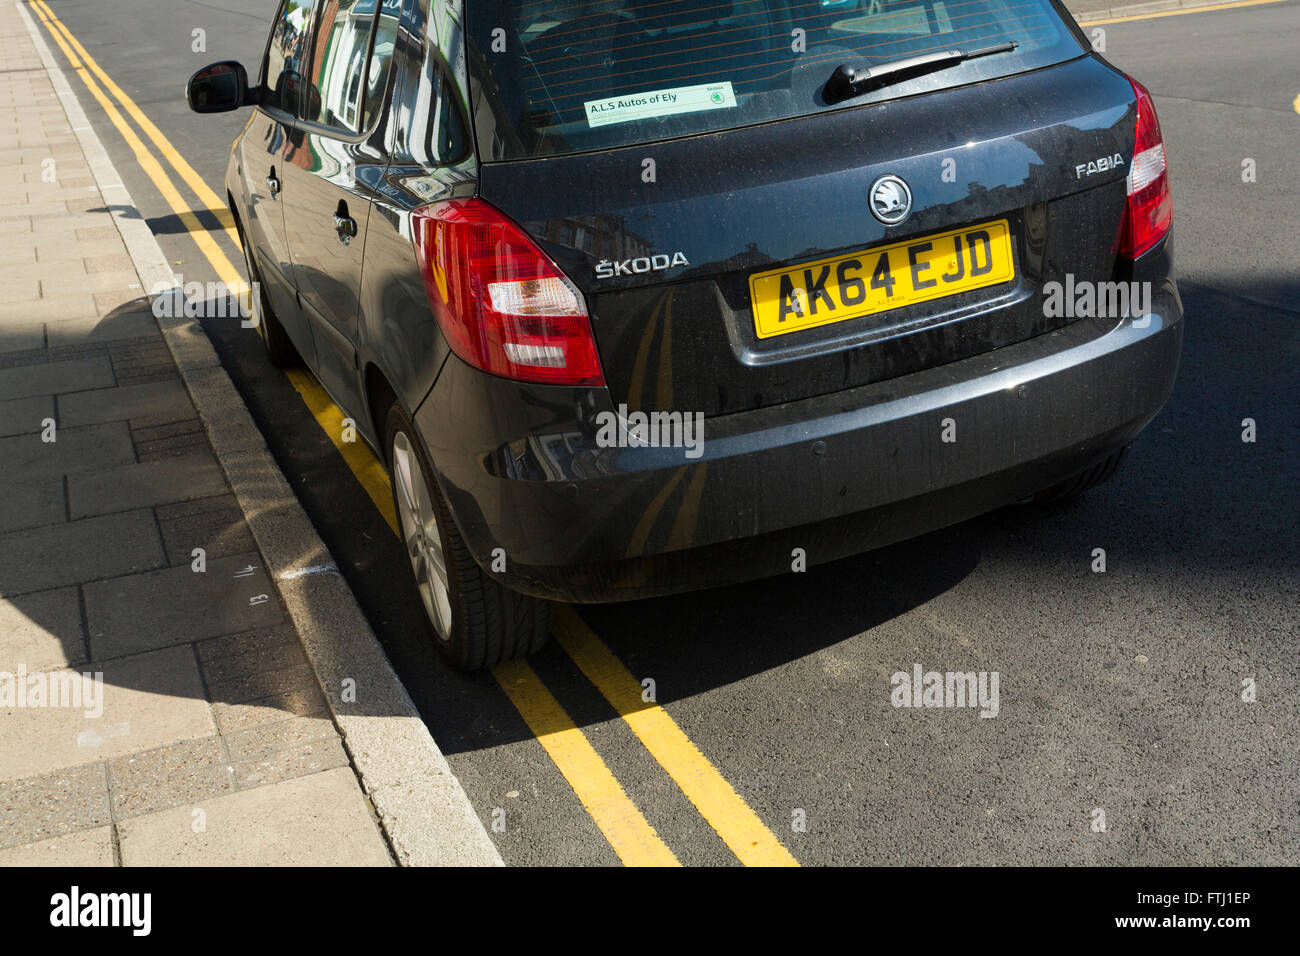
[414,284,1183,602]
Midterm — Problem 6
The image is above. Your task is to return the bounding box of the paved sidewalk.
[0,0,393,866]
[1061,0,1248,21]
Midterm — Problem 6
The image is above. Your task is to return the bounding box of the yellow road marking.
[286,365,680,867]
[29,2,246,297]
[493,660,681,866]
[284,368,398,534]
[32,0,240,248]
[39,3,797,867]
[1080,0,1288,26]
[553,605,800,867]
[1293,91,1300,114]
[30,6,382,549]
[292,369,789,866]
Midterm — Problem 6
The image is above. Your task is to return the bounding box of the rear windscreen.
[465,0,1084,160]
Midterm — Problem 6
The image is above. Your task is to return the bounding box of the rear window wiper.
[824,41,1019,103]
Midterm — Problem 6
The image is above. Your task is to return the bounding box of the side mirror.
[186,61,251,113]
[304,85,322,122]
[274,69,304,115]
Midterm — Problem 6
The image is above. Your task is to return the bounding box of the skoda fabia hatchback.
[189,0,1182,669]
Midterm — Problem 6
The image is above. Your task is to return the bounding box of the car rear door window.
[360,0,402,132]
[466,0,1086,160]
[391,53,469,165]
[262,0,317,116]
[301,0,385,131]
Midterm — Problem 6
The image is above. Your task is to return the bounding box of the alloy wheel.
[391,431,453,640]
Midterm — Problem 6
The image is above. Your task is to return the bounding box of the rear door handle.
[333,214,357,244]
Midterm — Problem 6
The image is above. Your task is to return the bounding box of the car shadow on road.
[438,276,1298,750]
[5,278,1294,769]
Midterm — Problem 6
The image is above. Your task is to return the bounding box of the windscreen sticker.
[584,82,736,128]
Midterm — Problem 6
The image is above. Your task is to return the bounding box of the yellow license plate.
[749,219,1015,339]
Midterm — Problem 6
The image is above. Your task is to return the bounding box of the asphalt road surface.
[29,0,1299,865]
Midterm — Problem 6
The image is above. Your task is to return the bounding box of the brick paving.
[0,0,391,866]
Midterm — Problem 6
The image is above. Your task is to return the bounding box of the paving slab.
[83,551,284,659]
[0,393,52,436]
[106,736,235,820]
[0,508,163,595]
[0,585,86,671]
[133,418,211,464]
[34,235,130,263]
[48,269,141,295]
[0,354,112,400]
[0,258,85,286]
[232,737,350,791]
[66,451,227,519]
[0,323,43,354]
[56,377,193,429]
[223,712,338,762]
[0,238,37,266]
[0,0,500,865]
[194,624,301,665]
[154,493,258,565]
[203,656,314,706]
[43,310,161,346]
[0,475,64,534]
[0,420,135,481]
[0,293,100,325]
[0,644,214,782]
[4,346,71,371]
[90,294,146,320]
[107,338,174,377]
[0,762,110,849]
[212,681,329,735]
[117,767,391,866]
[0,200,66,219]
[0,825,114,865]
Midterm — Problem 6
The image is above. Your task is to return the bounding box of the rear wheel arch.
[383,401,549,669]
[363,362,399,462]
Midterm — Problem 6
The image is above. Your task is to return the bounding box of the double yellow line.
[1078,0,1289,26]
[28,0,243,294]
[31,0,796,866]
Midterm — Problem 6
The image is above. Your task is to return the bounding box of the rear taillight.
[1118,78,1172,259]
[411,198,604,386]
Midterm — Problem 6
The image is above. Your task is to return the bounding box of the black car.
[188,0,1181,669]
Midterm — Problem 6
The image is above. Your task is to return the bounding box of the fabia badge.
[869,174,912,226]
[1075,153,1125,179]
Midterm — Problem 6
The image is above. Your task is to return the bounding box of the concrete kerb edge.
[15,0,502,867]
[1074,0,1256,23]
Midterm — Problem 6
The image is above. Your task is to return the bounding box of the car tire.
[235,215,298,368]
[1030,445,1130,506]
[384,403,550,670]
